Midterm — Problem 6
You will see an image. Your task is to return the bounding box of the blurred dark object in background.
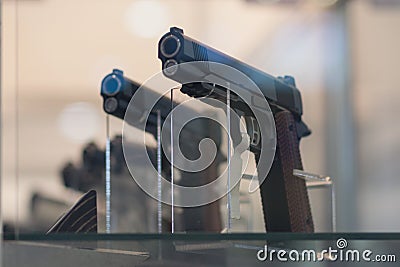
[62,142,105,192]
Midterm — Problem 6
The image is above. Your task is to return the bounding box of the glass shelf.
[5,232,400,242]
[4,233,400,267]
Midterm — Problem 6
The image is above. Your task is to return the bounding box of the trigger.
[248,117,260,147]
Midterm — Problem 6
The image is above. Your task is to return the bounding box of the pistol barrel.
[158,27,304,118]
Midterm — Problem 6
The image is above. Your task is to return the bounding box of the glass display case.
[2,0,400,266]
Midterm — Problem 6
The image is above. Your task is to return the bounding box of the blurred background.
[1,0,399,233]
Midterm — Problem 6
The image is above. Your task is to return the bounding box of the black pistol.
[158,27,314,232]
[101,69,223,232]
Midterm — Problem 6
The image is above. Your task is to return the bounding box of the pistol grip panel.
[258,111,314,232]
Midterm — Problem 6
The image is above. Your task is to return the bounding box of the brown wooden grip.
[258,111,314,232]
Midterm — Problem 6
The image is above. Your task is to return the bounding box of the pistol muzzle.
[101,69,124,96]
[160,34,181,58]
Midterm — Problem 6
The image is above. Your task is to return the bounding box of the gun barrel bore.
[160,35,181,58]
[102,74,122,96]
[104,97,118,113]
[163,59,179,76]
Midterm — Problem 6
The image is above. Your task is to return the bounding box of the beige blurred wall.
[350,1,400,231]
[3,0,326,175]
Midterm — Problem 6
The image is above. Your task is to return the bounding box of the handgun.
[158,27,314,232]
[101,69,223,232]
